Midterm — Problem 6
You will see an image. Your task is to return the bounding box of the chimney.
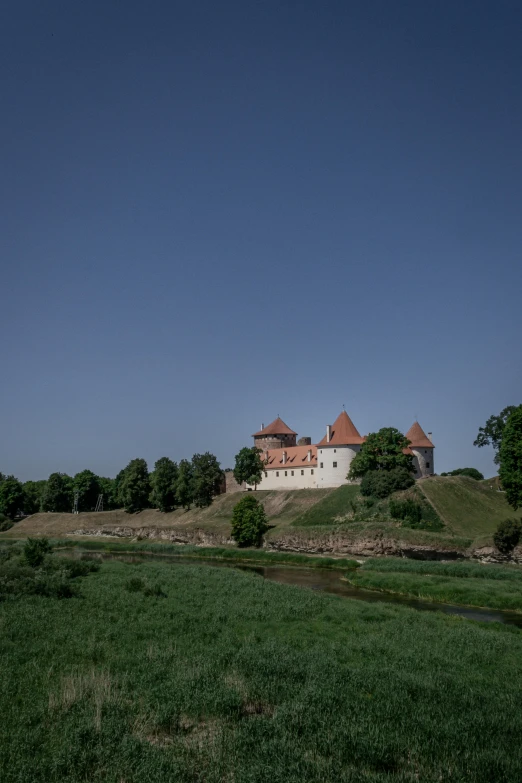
[428,432,433,443]
[261,422,264,431]
[307,449,312,462]
[282,450,287,465]
[326,424,331,443]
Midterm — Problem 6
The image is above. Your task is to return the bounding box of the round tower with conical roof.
[252,417,297,452]
[405,422,434,478]
[316,410,365,487]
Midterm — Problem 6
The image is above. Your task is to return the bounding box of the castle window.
[264,472,267,478]
[426,462,430,469]
[291,471,294,476]
[276,471,279,477]
[301,470,304,475]
[425,450,427,454]
[320,462,323,469]
[334,449,336,453]
[311,469,314,475]
[285,471,287,476]
[333,462,337,468]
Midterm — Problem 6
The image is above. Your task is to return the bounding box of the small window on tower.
[320,462,324,469]
[426,462,430,469]
[333,462,337,468]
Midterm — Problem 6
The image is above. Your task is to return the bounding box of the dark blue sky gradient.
[2,1,521,480]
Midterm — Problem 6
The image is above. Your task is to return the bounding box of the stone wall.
[224,470,245,494]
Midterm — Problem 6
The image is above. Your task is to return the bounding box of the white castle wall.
[251,466,317,491]
[412,448,434,478]
[316,445,361,488]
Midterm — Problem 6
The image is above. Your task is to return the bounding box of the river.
[60,549,522,628]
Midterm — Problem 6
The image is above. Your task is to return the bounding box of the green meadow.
[2,551,522,782]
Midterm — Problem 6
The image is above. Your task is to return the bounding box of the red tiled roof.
[253,417,297,437]
[317,410,365,446]
[405,422,434,449]
[262,444,317,470]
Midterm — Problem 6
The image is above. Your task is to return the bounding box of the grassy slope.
[6,489,334,538]
[419,476,512,538]
[2,558,522,782]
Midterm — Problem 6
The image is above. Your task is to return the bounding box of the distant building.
[244,412,434,491]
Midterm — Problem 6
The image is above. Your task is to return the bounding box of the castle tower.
[252,417,297,452]
[405,422,435,478]
[316,410,365,487]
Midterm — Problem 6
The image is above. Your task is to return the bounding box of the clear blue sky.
[2,0,521,481]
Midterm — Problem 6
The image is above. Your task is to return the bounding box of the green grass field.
[419,476,512,537]
[346,557,522,612]
[2,554,522,782]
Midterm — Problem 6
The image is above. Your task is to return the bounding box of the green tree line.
[0,452,224,519]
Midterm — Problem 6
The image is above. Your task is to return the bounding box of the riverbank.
[2,556,522,782]
[345,557,522,613]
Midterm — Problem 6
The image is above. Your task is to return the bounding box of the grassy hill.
[5,489,335,539]
[418,476,512,538]
[2,477,512,555]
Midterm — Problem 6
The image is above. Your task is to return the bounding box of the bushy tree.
[192,452,223,508]
[360,468,415,499]
[440,468,484,481]
[349,428,414,480]
[73,470,102,512]
[233,447,264,488]
[41,473,74,513]
[231,495,269,547]
[176,459,194,510]
[150,457,178,512]
[119,459,150,513]
[22,480,46,515]
[493,518,522,554]
[0,476,24,519]
[474,406,518,465]
[498,406,522,510]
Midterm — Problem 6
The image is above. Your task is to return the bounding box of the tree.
[0,476,24,519]
[41,473,74,513]
[24,537,53,567]
[498,406,522,510]
[440,468,484,481]
[348,428,415,480]
[176,459,194,510]
[360,468,415,499]
[233,447,264,488]
[73,470,102,512]
[119,459,150,513]
[474,406,518,465]
[231,495,269,547]
[150,457,178,512]
[191,452,223,508]
[493,518,522,554]
[22,480,47,515]
[98,476,118,510]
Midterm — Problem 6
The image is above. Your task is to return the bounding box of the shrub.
[126,577,146,593]
[23,538,53,568]
[389,499,423,524]
[493,518,522,554]
[64,559,100,578]
[125,576,166,597]
[0,514,13,532]
[360,468,415,499]
[231,495,269,548]
[440,468,484,480]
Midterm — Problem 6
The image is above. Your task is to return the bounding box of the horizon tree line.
[0,452,224,520]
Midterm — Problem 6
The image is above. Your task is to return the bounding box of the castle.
[248,411,434,490]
